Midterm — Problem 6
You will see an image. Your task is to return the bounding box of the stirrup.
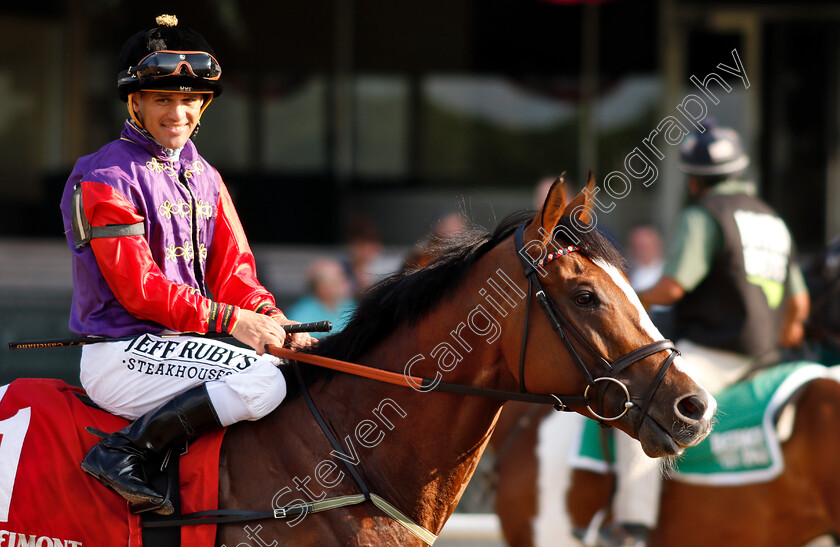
[131,448,175,515]
[130,496,174,515]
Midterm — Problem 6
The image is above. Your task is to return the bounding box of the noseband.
[514,225,680,434]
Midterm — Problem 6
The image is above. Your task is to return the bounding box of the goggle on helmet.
[116,15,223,102]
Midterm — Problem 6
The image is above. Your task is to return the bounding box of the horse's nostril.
[677,395,706,421]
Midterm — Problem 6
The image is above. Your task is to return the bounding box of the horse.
[3,177,715,545]
[492,233,840,547]
[492,366,840,546]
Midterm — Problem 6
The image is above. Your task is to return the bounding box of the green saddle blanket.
[570,362,830,486]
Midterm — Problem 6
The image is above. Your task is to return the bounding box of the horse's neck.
[221,254,525,535]
[322,278,515,533]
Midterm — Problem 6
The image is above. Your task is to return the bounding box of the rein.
[265,345,588,408]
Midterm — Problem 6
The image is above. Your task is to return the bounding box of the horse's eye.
[574,291,596,307]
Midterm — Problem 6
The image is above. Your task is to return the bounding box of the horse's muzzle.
[637,390,717,458]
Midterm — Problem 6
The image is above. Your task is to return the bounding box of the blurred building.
[3,0,838,245]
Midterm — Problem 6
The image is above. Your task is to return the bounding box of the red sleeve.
[82,180,239,334]
[205,181,283,319]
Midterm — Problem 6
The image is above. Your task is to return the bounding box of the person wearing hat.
[597,123,810,546]
[59,15,314,515]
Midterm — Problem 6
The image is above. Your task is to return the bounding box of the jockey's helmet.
[116,14,223,103]
[679,122,749,177]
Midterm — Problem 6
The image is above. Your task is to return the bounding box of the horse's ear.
[529,173,568,242]
[563,170,595,224]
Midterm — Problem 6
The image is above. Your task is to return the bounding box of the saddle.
[0,378,224,546]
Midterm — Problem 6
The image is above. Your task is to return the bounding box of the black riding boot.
[81,384,222,515]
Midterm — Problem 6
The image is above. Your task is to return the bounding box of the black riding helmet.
[117,14,223,102]
[679,122,749,177]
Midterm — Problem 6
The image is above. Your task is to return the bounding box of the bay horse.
[5,178,716,545]
[215,177,717,544]
[492,370,840,547]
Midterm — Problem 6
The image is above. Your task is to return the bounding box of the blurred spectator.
[533,176,556,209]
[626,224,664,293]
[432,209,468,240]
[533,174,576,210]
[287,258,356,333]
[342,216,386,296]
[403,209,468,270]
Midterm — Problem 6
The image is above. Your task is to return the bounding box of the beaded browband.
[536,245,580,269]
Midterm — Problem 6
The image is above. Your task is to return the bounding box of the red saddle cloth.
[0,378,224,546]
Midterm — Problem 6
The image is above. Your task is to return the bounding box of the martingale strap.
[143,494,366,525]
[145,362,439,546]
[292,361,372,503]
[143,494,438,544]
[290,360,438,545]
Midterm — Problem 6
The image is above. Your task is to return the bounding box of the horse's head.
[508,174,716,457]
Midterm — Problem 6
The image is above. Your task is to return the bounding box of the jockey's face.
[132,91,205,150]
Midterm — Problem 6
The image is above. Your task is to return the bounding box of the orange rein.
[266,345,426,389]
[266,345,583,408]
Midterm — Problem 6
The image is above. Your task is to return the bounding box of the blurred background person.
[403,208,468,270]
[533,174,576,210]
[287,257,356,334]
[342,216,382,296]
[627,224,671,336]
[626,224,665,293]
[341,215,390,297]
[532,175,557,210]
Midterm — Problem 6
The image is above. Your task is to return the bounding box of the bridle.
[514,224,680,434]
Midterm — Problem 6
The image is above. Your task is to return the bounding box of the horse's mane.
[282,210,626,397]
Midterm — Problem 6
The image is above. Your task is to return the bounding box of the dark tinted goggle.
[120,50,222,84]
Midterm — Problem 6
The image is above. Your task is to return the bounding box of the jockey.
[601,123,810,546]
[59,14,313,516]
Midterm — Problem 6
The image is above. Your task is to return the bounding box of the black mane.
[282,210,626,396]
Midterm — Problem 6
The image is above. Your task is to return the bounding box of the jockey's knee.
[206,356,286,426]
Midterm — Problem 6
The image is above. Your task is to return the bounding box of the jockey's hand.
[231,309,286,355]
[275,317,317,350]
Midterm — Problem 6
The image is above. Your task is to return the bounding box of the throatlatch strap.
[518,275,533,393]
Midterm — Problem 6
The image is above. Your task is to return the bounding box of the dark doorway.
[762,21,839,253]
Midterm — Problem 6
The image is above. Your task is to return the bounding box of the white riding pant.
[80,333,287,427]
[612,339,752,526]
